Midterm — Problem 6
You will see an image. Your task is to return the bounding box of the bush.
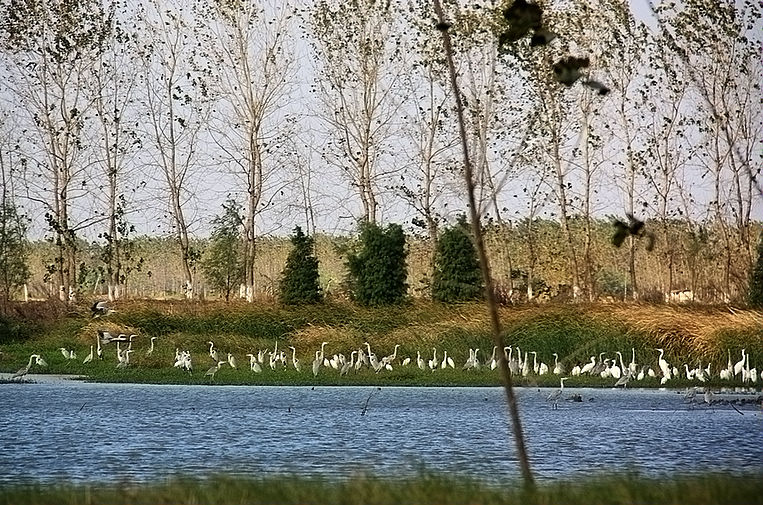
[748,229,763,307]
[201,201,243,302]
[279,227,322,305]
[347,222,408,306]
[432,217,483,302]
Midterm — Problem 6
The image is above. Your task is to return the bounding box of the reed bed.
[0,472,761,505]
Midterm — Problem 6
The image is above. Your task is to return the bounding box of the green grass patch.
[0,472,760,505]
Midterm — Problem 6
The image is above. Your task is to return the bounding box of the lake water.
[0,381,760,484]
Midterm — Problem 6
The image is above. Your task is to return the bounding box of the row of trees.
[0,0,760,304]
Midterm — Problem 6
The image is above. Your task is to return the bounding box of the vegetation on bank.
[0,300,761,387]
[1,472,761,505]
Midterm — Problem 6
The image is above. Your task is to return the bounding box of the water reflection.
[0,383,760,483]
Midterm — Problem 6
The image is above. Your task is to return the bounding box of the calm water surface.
[0,382,760,483]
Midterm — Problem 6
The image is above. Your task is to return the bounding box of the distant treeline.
[20,216,760,305]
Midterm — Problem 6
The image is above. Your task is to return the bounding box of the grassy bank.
[1,300,761,387]
[1,472,761,505]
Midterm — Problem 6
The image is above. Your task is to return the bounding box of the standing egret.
[288,346,301,372]
[416,351,425,370]
[401,356,411,367]
[656,348,671,379]
[83,345,94,364]
[147,337,157,356]
[208,341,219,362]
[628,348,637,374]
[547,377,569,409]
[312,350,322,377]
[580,356,596,375]
[35,356,48,367]
[733,349,746,377]
[10,354,39,380]
[340,351,357,376]
[552,353,565,375]
[227,353,237,369]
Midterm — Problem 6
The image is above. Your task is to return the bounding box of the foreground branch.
[431,0,535,489]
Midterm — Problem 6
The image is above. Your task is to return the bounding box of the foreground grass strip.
[1,473,762,505]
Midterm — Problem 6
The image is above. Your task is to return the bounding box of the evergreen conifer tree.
[280,226,322,304]
[748,230,763,307]
[347,222,408,306]
[432,216,483,302]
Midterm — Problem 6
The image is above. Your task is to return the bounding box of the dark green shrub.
[347,222,408,306]
[201,201,244,302]
[280,226,322,305]
[432,217,483,302]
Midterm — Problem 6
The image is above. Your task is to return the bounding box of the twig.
[432,0,535,489]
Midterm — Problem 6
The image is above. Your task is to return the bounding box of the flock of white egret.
[6,328,761,392]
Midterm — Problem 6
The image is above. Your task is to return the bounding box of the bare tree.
[599,0,649,300]
[308,0,407,224]
[196,0,297,302]
[91,7,141,301]
[0,0,111,300]
[136,0,210,299]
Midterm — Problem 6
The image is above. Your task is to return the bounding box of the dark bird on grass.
[91,300,116,318]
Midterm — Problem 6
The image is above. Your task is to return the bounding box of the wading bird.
[83,345,94,364]
[547,377,569,410]
[147,337,157,356]
[10,354,40,380]
[206,361,226,382]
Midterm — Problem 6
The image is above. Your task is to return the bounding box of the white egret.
[401,357,411,367]
[227,353,237,369]
[656,348,671,379]
[147,337,157,356]
[547,377,569,409]
[340,351,357,376]
[580,356,596,375]
[208,341,219,362]
[428,348,438,371]
[733,349,746,377]
[629,348,637,374]
[35,356,47,367]
[312,350,322,377]
[611,355,622,380]
[487,346,497,370]
[382,344,400,366]
[571,365,581,376]
[552,353,565,375]
[416,351,425,370]
[289,346,301,372]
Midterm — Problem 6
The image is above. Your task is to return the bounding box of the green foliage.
[748,230,763,307]
[280,227,322,305]
[347,222,408,306]
[432,217,483,302]
[0,472,760,505]
[201,201,243,302]
[0,199,29,305]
